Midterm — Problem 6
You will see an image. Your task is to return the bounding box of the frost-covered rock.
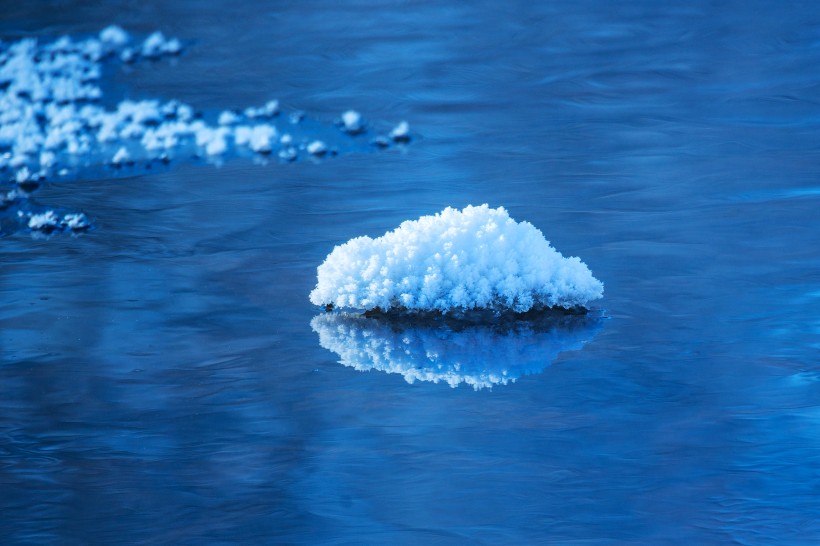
[311,311,602,389]
[310,205,604,313]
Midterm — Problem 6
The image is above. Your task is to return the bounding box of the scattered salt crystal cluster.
[310,205,604,313]
[311,312,601,389]
[138,31,181,59]
[17,209,90,233]
[0,26,412,236]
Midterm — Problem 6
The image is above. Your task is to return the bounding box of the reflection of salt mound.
[311,311,602,389]
[310,205,603,313]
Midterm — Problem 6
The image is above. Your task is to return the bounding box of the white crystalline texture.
[111,146,130,165]
[117,100,162,126]
[389,121,410,141]
[27,210,58,229]
[99,26,130,48]
[218,110,239,126]
[244,100,279,119]
[39,151,56,168]
[141,31,180,59]
[163,38,182,55]
[340,110,364,133]
[21,209,89,232]
[0,27,401,237]
[278,147,297,161]
[15,166,32,183]
[310,205,604,312]
[204,129,229,156]
[264,100,280,116]
[235,125,276,153]
[62,213,89,229]
[0,28,187,185]
[306,140,327,155]
[0,27,292,179]
[120,47,137,63]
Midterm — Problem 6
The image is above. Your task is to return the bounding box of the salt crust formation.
[310,205,604,313]
[0,26,409,235]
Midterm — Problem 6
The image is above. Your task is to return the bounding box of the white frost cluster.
[310,205,603,312]
[306,140,327,156]
[389,121,410,142]
[0,26,186,183]
[311,313,600,389]
[0,27,411,235]
[340,110,364,134]
[139,31,182,59]
[0,27,282,179]
[0,27,406,191]
[17,209,90,233]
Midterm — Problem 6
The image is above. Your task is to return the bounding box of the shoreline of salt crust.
[310,205,604,314]
[0,26,410,236]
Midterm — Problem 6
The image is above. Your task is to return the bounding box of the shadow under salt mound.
[310,310,604,390]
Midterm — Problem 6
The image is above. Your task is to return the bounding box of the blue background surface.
[2,1,820,543]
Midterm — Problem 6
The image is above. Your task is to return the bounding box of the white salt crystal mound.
[306,140,327,156]
[310,204,604,312]
[99,25,130,49]
[26,210,59,229]
[111,146,130,165]
[389,121,410,142]
[63,213,89,229]
[340,110,364,133]
[218,110,240,126]
[234,124,276,153]
[311,313,601,389]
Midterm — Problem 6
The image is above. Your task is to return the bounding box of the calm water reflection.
[312,311,603,389]
[2,0,820,544]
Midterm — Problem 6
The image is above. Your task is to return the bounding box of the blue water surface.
[2,1,820,544]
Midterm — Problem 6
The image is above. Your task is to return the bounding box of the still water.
[2,0,820,543]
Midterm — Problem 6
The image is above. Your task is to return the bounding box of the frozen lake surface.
[2,1,820,543]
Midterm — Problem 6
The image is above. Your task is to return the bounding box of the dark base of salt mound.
[353,305,602,333]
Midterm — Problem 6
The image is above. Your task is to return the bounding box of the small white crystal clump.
[309,204,603,313]
[0,27,404,193]
[17,209,90,233]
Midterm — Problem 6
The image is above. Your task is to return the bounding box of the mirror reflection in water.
[311,310,604,389]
